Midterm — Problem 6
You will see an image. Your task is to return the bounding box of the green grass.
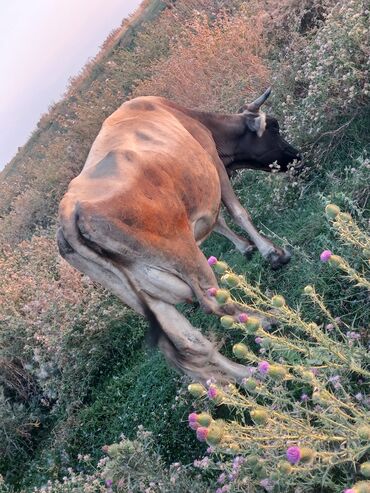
[15,111,369,490]
[18,351,204,489]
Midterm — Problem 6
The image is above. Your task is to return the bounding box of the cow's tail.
[57,200,179,360]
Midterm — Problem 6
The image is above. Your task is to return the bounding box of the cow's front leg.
[214,213,256,257]
[217,166,291,269]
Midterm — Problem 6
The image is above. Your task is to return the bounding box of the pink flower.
[286,446,301,464]
[196,427,208,442]
[207,287,217,297]
[188,413,199,429]
[238,313,249,323]
[255,337,263,344]
[260,478,274,492]
[207,256,218,266]
[320,250,332,262]
[217,473,226,484]
[258,361,270,375]
[208,385,218,399]
[344,490,355,493]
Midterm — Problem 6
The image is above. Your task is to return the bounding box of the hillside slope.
[0,0,369,491]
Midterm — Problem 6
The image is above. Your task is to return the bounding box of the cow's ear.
[245,112,266,137]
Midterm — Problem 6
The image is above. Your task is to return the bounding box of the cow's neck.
[181,107,245,167]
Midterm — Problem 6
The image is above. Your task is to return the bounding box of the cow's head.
[232,88,301,172]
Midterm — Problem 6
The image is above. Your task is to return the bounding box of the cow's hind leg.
[57,228,249,382]
[145,297,250,383]
[56,227,144,314]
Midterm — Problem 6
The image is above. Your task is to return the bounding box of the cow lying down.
[57,89,300,382]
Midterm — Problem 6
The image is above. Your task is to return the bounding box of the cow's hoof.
[267,248,292,269]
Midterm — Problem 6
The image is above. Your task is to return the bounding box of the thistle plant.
[187,206,370,492]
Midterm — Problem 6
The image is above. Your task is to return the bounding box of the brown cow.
[57,89,300,381]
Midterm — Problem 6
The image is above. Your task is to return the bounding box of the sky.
[0,0,142,170]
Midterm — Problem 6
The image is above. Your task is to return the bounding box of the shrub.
[270,0,369,147]
[134,7,269,112]
[0,428,211,493]
[0,235,146,478]
[187,206,370,492]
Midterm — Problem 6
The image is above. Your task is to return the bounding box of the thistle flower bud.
[197,412,213,427]
[196,426,209,442]
[246,316,260,333]
[189,421,200,430]
[301,370,315,382]
[320,250,333,262]
[250,408,269,425]
[232,343,249,359]
[207,256,218,266]
[304,285,314,294]
[352,480,370,493]
[207,384,220,401]
[258,360,270,375]
[358,425,370,440]
[271,295,286,307]
[299,447,316,465]
[243,377,258,392]
[286,446,301,464]
[325,204,340,218]
[238,312,249,323]
[360,463,370,478]
[221,273,240,287]
[268,364,287,380]
[215,289,230,304]
[328,254,342,266]
[312,390,330,406]
[220,315,234,328]
[277,461,293,474]
[188,383,206,397]
[207,287,217,297]
[206,423,224,445]
[214,261,228,274]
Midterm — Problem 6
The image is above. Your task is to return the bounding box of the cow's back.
[60,97,221,254]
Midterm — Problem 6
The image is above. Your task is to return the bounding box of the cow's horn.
[246,87,271,112]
